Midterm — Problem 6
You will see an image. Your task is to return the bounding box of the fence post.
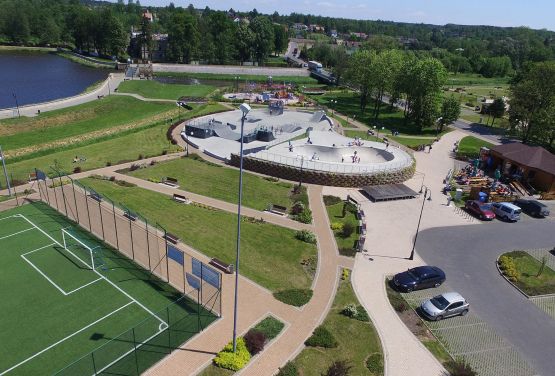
[125,204,135,260]
[52,177,60,212]
[145,218,151,271]
[112,201,119,249]
[84,186,92,231]
[98,200,105,240]
[44,177,52,206]
[11,174,19,206]
[70,179,80,224]
[57,172,68,217]
[132,328,140,376]
[166,306,172,351]
[91,352,98,375]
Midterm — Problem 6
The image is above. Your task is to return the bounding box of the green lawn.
[445,73,510,86]
[292,275,383,375]
[456,136,495,159]
[0,96,176,154]
[0,202,216,375]
[459,111,509,128]
[1,103,227,187]
[390,136,435,148]
[78,178,317,293]
[343,130,383,143]
[118,80,216,100]
[503,251,555,296]
[325,200,360,256]
[155,72,318,84]
[126,155,294,211]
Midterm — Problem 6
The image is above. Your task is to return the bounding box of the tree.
[167,11,200,63]
[139,13,153,60]
[488,98,506,126]
[234,23,254,64]
[345,49,377,113]
[439,95,461,133]
[249,16,274,64]
[509,61,555,145]
[273,24,288,56]
[370,50,403,120]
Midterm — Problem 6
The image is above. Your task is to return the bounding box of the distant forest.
[1,0,555,76]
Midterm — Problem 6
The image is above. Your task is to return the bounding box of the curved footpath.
[0,73,125,119]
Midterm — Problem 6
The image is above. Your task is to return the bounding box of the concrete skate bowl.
[229,143,415,188]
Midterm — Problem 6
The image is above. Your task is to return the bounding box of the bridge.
[310,69,337,85]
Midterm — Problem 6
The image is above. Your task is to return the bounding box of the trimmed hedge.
[365,353,383,374]
[305,326,338,348]
[295,229,317,244]
[276,362,298,376]
[244,329,267,355]
[213,338,251,371]
[273,289,313,307]
[253,316,285,340]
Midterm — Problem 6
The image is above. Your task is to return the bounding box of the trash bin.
[455,188,463,201]
[478,191,488,202]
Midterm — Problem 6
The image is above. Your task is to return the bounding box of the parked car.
[465,200,495,220]
[514,199,550,217]
[420,292,469,321]
[392,266,446,292]
[491,202,521,222]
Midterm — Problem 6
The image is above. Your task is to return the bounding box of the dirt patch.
[397,309,434,340]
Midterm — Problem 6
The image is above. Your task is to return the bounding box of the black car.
[514,199,550,217]
[393,266,446,292]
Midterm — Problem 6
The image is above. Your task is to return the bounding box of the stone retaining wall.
[230,154,415,187]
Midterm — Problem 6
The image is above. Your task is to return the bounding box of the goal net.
[61,228,101,270]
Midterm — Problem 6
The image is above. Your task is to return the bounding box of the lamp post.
[297,155,305,188]
[12,92,20,118]
[409,185,432,260]
[232,103,251,353]
[177,101,189,156]
[0,145,12,196]
[436,117,443,138]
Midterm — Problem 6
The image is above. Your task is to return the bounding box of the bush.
[305,326,338,348]
[325,360,352,376]
[115,179,136,188]
[244,329,267,355]
[498,255,519,282]
[105,161,112,167]
[138,154,144,160]
[365,353,383,374]
[330,222,343,232]
[109,176,116,182]
[341,268,350,281]
[276,362,298,376]
[73,166,82,174]
[253,316,285,340]
[323,195,342,206]
[295,230,316,244]
[291,201,305,215]
[295,208,312,224]
[273,289,313,307]
[341,222,355,238]
[213,338,251,371]
[129,164,140,171]
[447,359,477,376]
[339,247,357,257]
[342,303,358,318]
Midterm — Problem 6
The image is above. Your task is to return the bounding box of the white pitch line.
[20,254,69,296]
[65,277,103,295]
[0,301,134,376]
[21,243,56,256]
[0,227,34,241]
[0,215,16,222]
[18,215,167,326]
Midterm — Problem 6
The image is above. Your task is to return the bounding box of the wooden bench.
[89,193,102,202]
[209,258,234,274]
[164,232,179,244]
[269,204,288,216]
[162,177,179,187]
[173,193,190,204]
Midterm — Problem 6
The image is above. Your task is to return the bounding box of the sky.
[124,0,555,31]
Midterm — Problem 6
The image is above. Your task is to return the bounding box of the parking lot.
[401,284,537,376]
[416,220,555,376]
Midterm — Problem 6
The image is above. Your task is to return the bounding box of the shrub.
[341,268,350,281]
[276,362,298,376]
[106,161,112,167]
[342,303,358,318]
[323,195,342,206]
[115,180,136,188]
[325,360,352,376]
[291,201,305,215]
[253,316,285,340]
[295,208,312,224]
[273,289,313,307]
[129,164,140,171]
[150,160,157,166]
[305,326,338,348]
[341,222,355,238]
[295,230,316,244]
[339,247,357,257]
[244,329,267,355]
[355,306,370,322]
[138,154,144,160]
[213,338,251,371]
[498,255,519,282]
[109,176,116,182]
[73,166,82,173]
[330,222,344,232]
[447,359,477,376]
[365,353,383,374]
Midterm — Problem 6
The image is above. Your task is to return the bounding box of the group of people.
[348,137,364,147]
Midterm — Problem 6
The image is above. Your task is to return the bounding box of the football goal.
[61,228,104,270]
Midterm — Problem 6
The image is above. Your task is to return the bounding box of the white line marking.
[21,243,56,256]
[18,215,167,325]
[0,215,16,222]
[0,302,134,376]
[0,227,34,240]
[20,254,69,295]
[65,278,103,295]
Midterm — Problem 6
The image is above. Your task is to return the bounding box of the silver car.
[420,292,469,321]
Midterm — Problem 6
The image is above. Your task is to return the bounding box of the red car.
[465,200,496,220]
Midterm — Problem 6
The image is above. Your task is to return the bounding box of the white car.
[420,292,469,321]
[491,202,521,222]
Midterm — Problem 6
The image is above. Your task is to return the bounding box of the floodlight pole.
[409,185,432,260]
[232,104,250,353]
[0,145,12,196]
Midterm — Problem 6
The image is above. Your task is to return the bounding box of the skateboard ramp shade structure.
[212,124,241,141]
[311,110,326,122]
[362,184,418,202]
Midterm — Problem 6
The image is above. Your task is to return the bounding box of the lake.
[0,51,110,110]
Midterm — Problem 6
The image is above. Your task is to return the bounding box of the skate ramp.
[311,110,326,122]
[213,125,241,141]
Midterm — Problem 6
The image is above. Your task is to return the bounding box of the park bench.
[269,204,288,216]
[173,193,190,204]
[164,232,179,244]
[162,177,179,187]
[89,193,102,202]
[28,172,37,182]
[209,258,234,274]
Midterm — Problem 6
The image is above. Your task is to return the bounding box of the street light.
[177,101,189,156]
[232,103,251,353]
[297,155,305,188]
[12,92,20,118]
[409,185,432,260]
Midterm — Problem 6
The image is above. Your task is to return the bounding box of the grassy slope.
[293,277,383,375]
[127,156,293,211]
[155,72,318,84]
[0,96,175,152]
[504,251,555,295]
[79,178,317,293]
[456,136,494,158]
[118,80,215,100]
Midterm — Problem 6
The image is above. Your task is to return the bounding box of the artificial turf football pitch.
[0,202,217,375]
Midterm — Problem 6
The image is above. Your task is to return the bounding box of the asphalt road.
[416,220,555,376]
[152,63,310,77]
